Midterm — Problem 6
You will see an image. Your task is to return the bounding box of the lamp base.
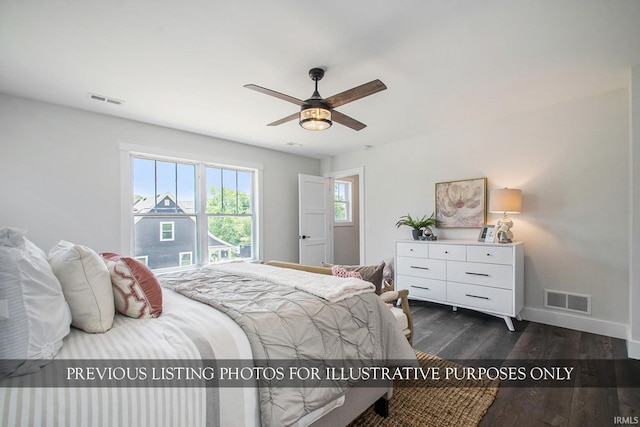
[496,215,514,244]
[497,230,513,244]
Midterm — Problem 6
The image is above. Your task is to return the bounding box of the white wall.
[326,89,630,337]
[0,94,320,262]
[630,65,640,358]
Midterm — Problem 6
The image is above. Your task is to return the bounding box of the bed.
[0,232,416,427]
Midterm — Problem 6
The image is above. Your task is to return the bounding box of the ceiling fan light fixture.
[245,66,386,131]
[299,105,332,131]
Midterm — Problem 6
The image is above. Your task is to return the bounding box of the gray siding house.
[133,193,237,269]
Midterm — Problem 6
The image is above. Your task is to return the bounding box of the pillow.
[323,261,385,294]
[48,241,115,333]
[382,257,394,279]
[331,265,363,280]
[0,228,71,378]
[101,253,163,319]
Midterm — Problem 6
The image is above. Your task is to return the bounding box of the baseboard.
[520,307,628,340]
[627,338,640,360]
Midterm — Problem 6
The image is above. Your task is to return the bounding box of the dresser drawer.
[447,261,513,289]
[396,257,446,280]
[467,245,513,265]
[396,242,428,258]
[447,282,513,314]
[428,244,466,261]
[397,275,446,302]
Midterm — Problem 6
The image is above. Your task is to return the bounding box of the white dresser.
[395,240,524,331]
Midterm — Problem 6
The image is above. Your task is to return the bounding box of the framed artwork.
[435,177,487,228]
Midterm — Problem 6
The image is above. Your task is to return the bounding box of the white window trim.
[120,143,263,267]
[159,221,175,241]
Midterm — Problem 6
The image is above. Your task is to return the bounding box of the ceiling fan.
[244,68,387,131]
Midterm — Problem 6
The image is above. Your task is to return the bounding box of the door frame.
[324,167,365,264]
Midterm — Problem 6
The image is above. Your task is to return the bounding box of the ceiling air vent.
[88,93,124,105]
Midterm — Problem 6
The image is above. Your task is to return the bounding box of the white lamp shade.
[489,188,522,213]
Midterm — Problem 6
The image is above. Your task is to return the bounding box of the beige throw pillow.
[48,241,115,333]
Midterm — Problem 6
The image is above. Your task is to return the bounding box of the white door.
[298,174,332,266]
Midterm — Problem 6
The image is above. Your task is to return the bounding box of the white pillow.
[0,228,71,378]
[48,241,115,333]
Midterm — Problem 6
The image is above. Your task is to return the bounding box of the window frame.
[333,179,353,226]
[179,251,193,266]
[159,221,175,241]
[121,146,262,271]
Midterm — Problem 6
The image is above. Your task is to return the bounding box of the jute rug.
[349,350,500,427]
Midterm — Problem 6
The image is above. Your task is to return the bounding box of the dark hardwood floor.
[409,300,640,427]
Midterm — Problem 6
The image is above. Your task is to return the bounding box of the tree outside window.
[131,156,257,270]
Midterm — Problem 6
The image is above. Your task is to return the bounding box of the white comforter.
[211,262,375,302]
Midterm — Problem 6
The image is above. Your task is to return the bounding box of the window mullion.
[196,164,208,266]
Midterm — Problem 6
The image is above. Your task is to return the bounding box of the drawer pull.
[465,272,489,277]
[444,251,449,254]
[465,294,490,300]
[410,266,430,270]
[411,286,431,291]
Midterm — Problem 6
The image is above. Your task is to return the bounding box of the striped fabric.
[0,289,259,427]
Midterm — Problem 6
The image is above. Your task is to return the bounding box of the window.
[131,155,257,270]
[179,251,193,266]
[135,256,149,265]
[334,180,352,224]
[159,222,174,241]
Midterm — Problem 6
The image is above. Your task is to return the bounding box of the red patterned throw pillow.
[331,265,363,280]
[101,253,163,319]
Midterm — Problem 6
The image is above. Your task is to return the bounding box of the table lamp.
[489,188,522,243]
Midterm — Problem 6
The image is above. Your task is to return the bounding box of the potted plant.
[395,213,437,240]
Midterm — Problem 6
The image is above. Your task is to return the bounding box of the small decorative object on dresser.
[478,225,495,242]
[483,225,497,243]
[489,188,522,243]
[395,239,524,331]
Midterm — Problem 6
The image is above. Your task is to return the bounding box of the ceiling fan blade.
[323,79,387,109]
[331,110,367,131]
[267,112,298,127]
[244,84,307,106]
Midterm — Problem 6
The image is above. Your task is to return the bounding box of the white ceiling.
[2,1,640,158]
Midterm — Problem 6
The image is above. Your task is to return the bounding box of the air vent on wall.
[544,289,591,314]
[88,93,124,105]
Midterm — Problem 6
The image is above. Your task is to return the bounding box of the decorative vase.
[412,229,422,240]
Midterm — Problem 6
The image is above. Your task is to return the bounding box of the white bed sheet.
[1,288,260,427]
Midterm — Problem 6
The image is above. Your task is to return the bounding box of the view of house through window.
[334,180,352,223]
[132,156,256,270]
